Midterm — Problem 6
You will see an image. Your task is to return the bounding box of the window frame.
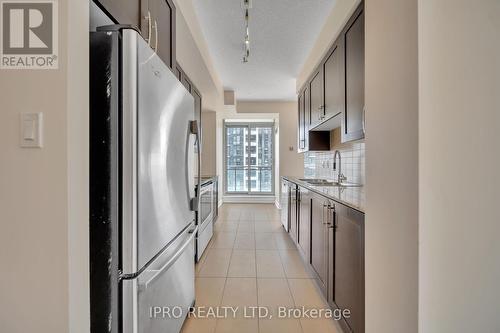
[223,121,275,196]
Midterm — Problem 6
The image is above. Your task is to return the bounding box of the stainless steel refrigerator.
[90,26,199,333]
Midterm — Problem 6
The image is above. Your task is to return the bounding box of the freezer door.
[123,224,197,333]
[121,29,198,274]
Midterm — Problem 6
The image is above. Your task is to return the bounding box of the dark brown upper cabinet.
[192,87,202,149]
[309,68,325,128]
[147,0,176,70]
[96,0,176,70]
[323,41,344,120]
[297,2,364,144]
[175,64,203,147]
[303,85,311,150]
[298,94,306,151]
[297,87,330,153]
[181,74,192,92]
[342,5,365,142]
[97,0,141,28]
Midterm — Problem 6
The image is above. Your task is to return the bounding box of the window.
[224,122,274,194]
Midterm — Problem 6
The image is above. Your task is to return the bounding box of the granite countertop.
[283,176,365,213]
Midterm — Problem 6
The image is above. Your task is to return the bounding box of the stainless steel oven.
[196,180,214,261]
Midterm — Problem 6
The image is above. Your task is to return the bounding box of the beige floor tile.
[287,279,328,308]
[279,249,313,278]
[256,250,285,278]
[238,220,255,233]
[254,211,270,221]
[258,318,302,333]
[268,211,281,220]
[197,249,232,277]
[195,277,226,306]
[210,232,237,249]
[193,204,340,333]
[228,250,256,277]
[267,217,282,224]
[214,220,239,232]
[274,231,297,249]
[257,278,294,308]
[299,318,340,333]
[234,232,256,249]
[220,278,258,307]
[218,210,241,221]
[255,220,282,233]
[255,233,278,250]
[181,317,217,333]
[215,318,259,333]
[239,211,255,221]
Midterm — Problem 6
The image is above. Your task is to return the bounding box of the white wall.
[365,0,419,332]
[201,111,217,176]
[174,0,224,113]
[419,1,500,332]
[236,101,305,203]
[68,1,90,332]
[0,0,89,332]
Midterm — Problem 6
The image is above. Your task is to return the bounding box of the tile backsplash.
[304,141,365,185]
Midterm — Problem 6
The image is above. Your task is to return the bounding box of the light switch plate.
[20,113,43,148]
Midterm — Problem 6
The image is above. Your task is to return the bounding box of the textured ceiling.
[192,0,337,101]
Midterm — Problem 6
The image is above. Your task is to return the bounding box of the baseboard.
[222,196,276,204]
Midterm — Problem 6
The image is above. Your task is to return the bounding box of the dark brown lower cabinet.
[297,188,310,260]
[285,180,365,333]
[331,203,365,333]
[212,176,218,221]
[310,194,332,295]
[289,184,298,243]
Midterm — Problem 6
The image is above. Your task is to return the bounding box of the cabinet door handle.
[153,20,158,53]
[362,106,366,134]
[322,203,329,224]
[144,11,152,46]
[328,207,336,229]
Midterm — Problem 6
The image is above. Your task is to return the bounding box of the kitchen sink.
[298,178,362,187]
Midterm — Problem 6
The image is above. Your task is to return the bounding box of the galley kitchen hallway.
[181,204,340,333]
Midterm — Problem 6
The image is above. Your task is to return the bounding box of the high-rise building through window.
[225,122,274,194]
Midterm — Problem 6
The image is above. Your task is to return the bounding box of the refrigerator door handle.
[139,226,198,290]
[189,120,201,211]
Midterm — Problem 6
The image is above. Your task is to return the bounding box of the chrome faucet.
[333,150,347,184]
